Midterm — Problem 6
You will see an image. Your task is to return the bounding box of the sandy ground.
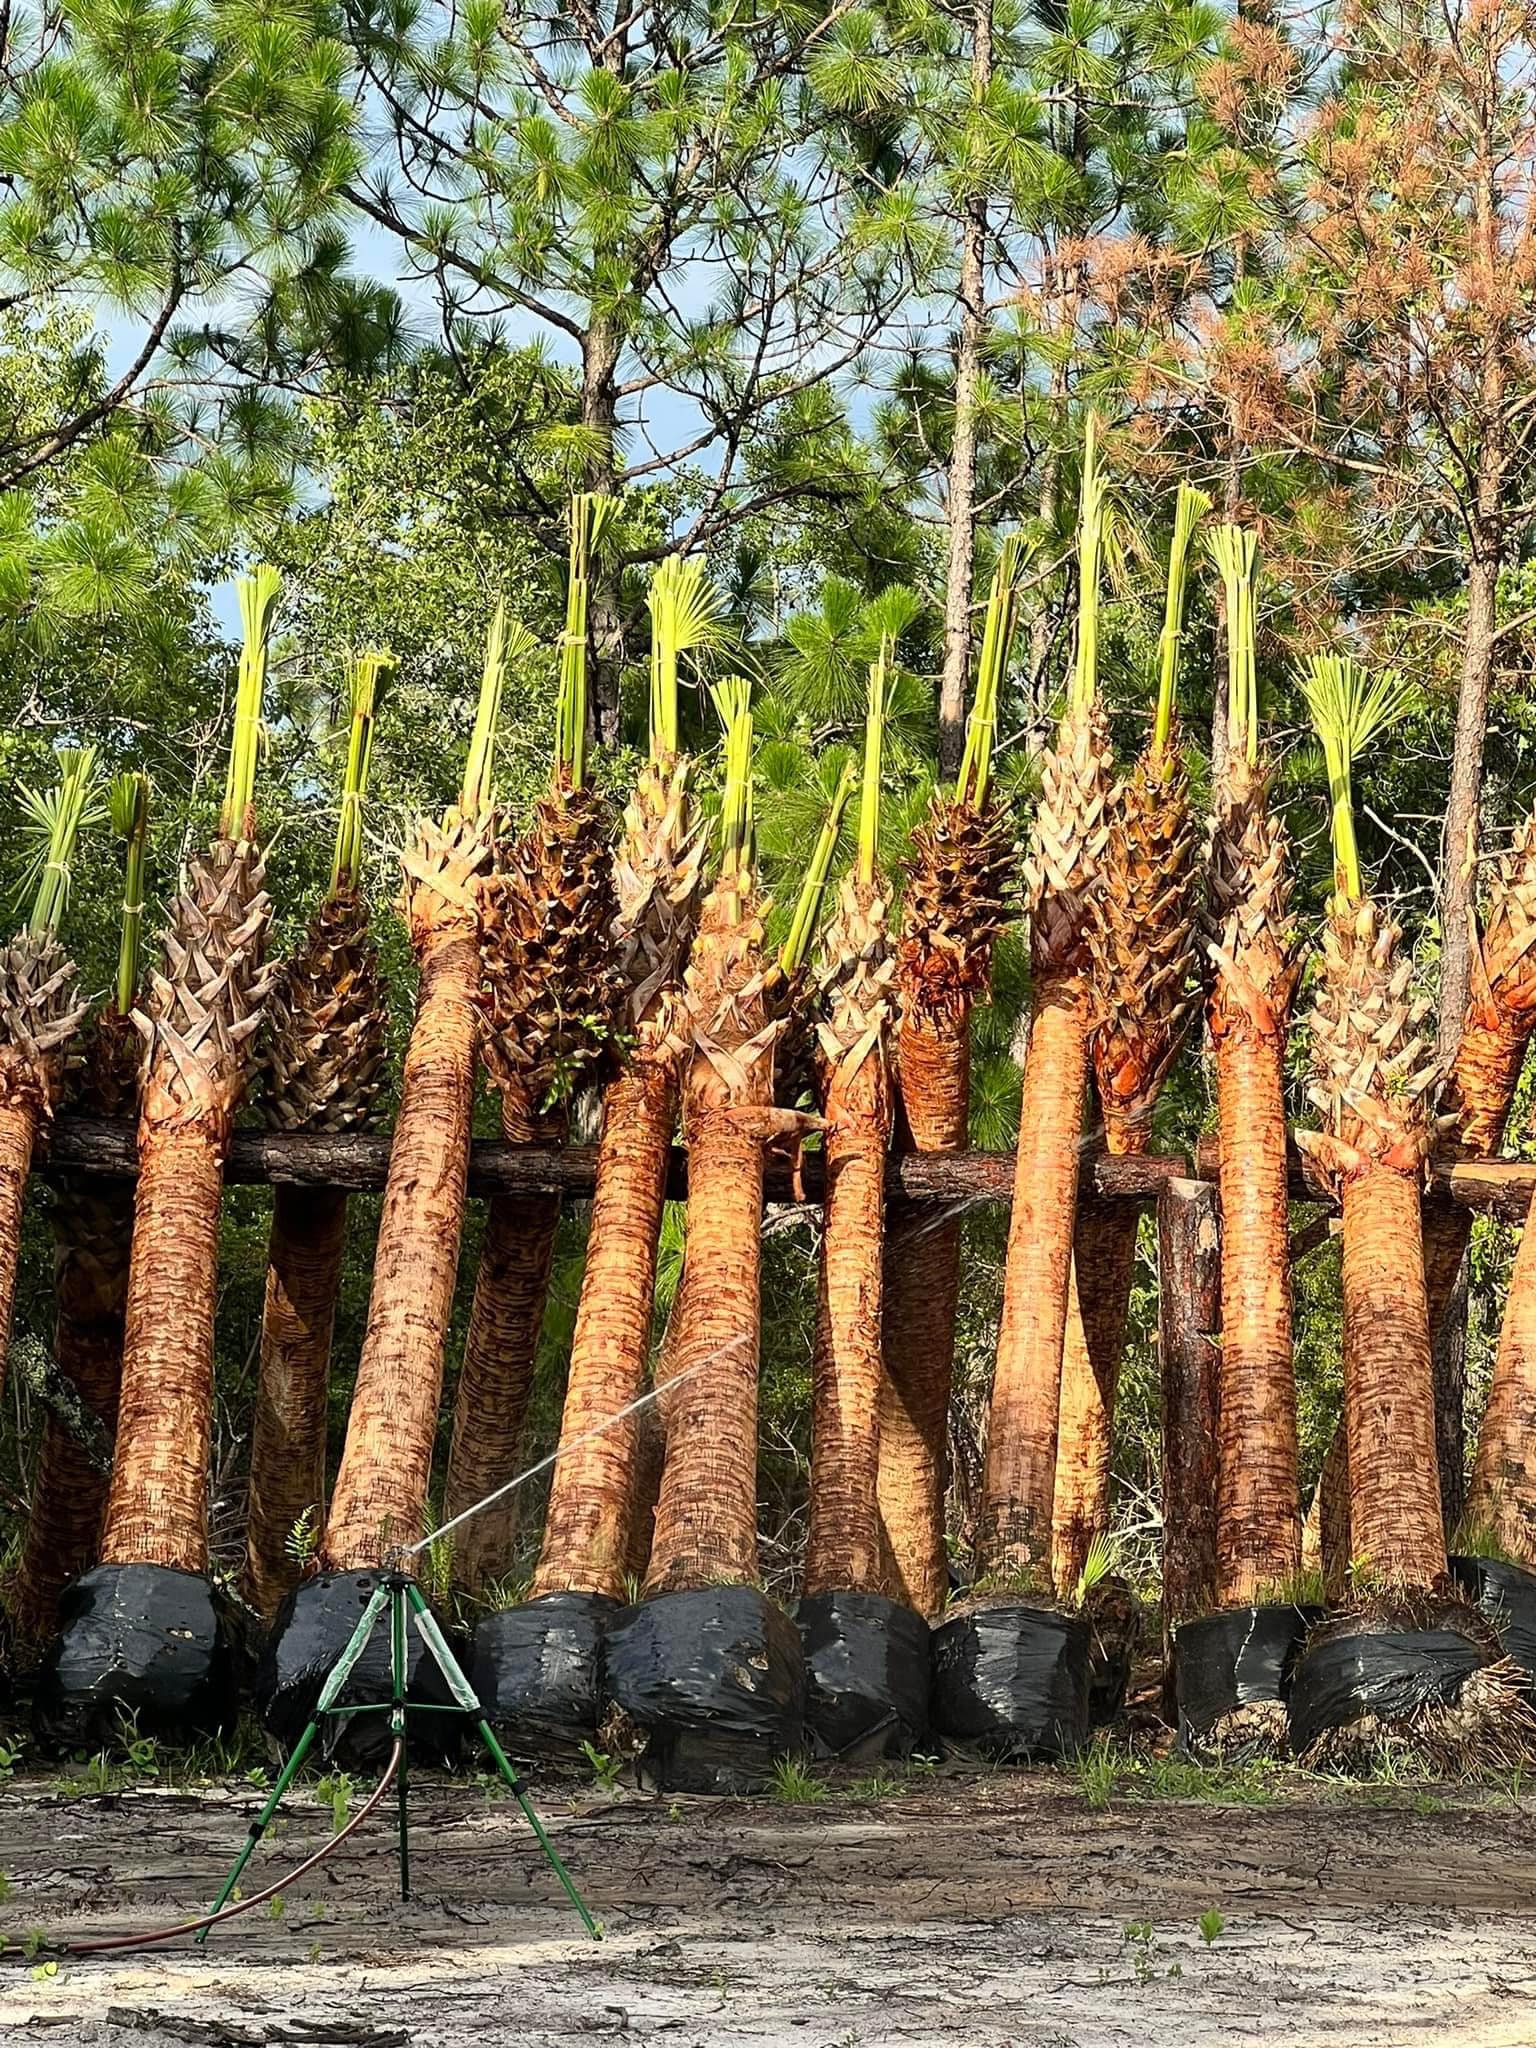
[4,1769,1536,2046]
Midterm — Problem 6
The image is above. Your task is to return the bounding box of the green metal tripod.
[200,1573,600,1942]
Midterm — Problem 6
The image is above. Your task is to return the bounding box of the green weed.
[579,1741,623,1792]
[768,1757,824,1803]
[1198,1908,1225,1946]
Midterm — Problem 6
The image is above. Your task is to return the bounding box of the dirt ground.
[4,1767,1536,2047]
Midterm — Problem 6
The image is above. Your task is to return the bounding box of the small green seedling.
[1199,1909,1225,1946]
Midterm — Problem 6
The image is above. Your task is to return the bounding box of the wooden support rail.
[38,1117,1186,1206]
[1191,1134,1536,1223]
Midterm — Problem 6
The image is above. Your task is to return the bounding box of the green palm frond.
[710,674,755,883]
[109,768,149,1013]
[958,532,1031,810]
[222,562,282,838]
[17,746,105,938]
[1071,413,1108,718]
[558,490,620,788]
[781,759,857,978]
[648,553,730,762]
[331,648,394,895]
[463,602,536,816]
[1206,524,1259,767]
[1152,483,1212,760]
[1297,651,1415,901]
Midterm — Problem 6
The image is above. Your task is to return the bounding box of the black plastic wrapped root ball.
[255,1571,466,1766]
[1173,1604,1317,1752]
[1450,1555,1536,1692]
[797,1590,931,1761]
[36,1563,234,1748]
[1286,1607,1505,1764]
[470,1592,616,1762]
[929,1603,1090,1762]
[603,1585,805,1793]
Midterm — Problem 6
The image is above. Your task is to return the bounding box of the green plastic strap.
[315,1585,391,1714]
[409,1594,483,1715]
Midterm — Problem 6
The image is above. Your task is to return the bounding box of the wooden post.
[1158,1177,1222,1646]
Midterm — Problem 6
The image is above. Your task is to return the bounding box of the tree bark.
[1051,1194,1140,1592]
[1465,1190,1536,1562]
[1439,519,1501,1064]
[582,316,625,749]
[937,0,993,781]
[239,1185,350,1621]
[0,1094,39,1406]
[1157,1179,1221,1635]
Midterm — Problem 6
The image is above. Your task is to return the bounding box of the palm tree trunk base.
[604,1585,803,1793]
[255,1571,462,1766]
[930,1602,1090,1762]
[1288,1596,1536,1771]
[1448,1555,1536,1693]
[469,1591,617,1763]
[1171,1603,1317,1757]
[36,1563,232,1749]
[798,1590,932,1761]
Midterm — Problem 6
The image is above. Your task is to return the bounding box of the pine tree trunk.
[239,1184,350,1621]
[1438,476,1502,1067]
[9,1175,130,1643]
[1465,1190,1536,1562]
[99,1121,227,1573]
[1050,1194,1139,1592]
[583,316,625,749]
[320,931,481,1571]
[878,1003,970,1613]
[1212,1016,1300,1602]
[976,978,1090,1586]
[805,1065,888,1595]
[644,1110,765,1595]
[1341,1164,1446,1586]
[532,1059,676,1599]
[0,1093,40,1404]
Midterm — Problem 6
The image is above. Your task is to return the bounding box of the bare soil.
[4,1768,1536,2046]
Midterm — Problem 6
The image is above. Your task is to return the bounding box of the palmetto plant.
[531,553,724,1603]
[443,496,625,1594]
[1298,652,1445,1588]
[239,652,392,1621]
[318,606,511,1572]
[879,538,1022,1615]
[1054,481,1208,1592]
[98,568,279,1577]
[978,418,1113,1589]
[804,637,900,1597]
[1201,526,1303,1607]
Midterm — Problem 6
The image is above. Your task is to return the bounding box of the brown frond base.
[1289,1592,1536,1774]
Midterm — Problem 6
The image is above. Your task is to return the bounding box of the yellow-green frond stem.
[1298,652,1415,903]
[109,769,149,1015]
[222,563,282,839]
[857,635,893,890]
[1151,483,1212,765]
[331,649,394,897]
[710,674,755,897]
[559,491,620,789]
[19,747,104,940]
[648,554,729,764]
[780,760,857,980]
[957,532,1029,811]
[462,604,536,818]
[1070,414,1109,720]
[1207,525,1259,768]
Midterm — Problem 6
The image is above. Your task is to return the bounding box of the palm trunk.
[1301,1424,1351,1600]
[644,1108,766,1594]
[1050,1194,1139,1591]
[976,978,1090,1585]
[1465,1191,1536,1560]
[532,1059,676,1599]
[320,927,481,1570]
[99,1121,227,1572]
[0,1093,39,1404]
[1341,1165,1446,1584]
[8,1176,130,1642]
[239,1185,350,1620]
[1211,1019,1300,1601]
[805,1067,889,1594]
[442,1090,563,1594]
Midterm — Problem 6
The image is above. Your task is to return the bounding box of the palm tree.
[95,571,279,1579]
[5,760,122,1647]
[529,556,722,1601]
[238,654,392,1621]
[1053,482,1208,1589]
[1298,653,1444,1586]
[0,749,99,1405]
[1203,528,1303,1606]
[443,502,627,1595]
[317,609,511,1571]
[878,541,1020,1615]
[1465,1205,1536,1562]
[804,640,899,1597]
[977,416,1113,1588]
